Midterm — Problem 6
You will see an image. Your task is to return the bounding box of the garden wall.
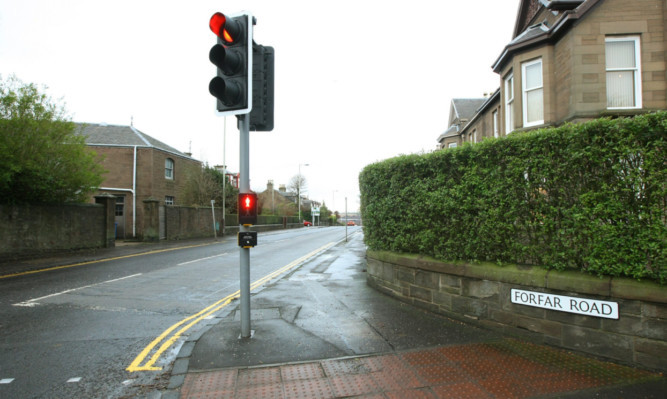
[367,250,667,372]
[0,194,116,259]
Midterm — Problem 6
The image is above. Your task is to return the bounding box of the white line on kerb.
[12,273,142,307]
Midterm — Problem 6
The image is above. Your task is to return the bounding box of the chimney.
[267,180,274,192]
[279,184,286,193]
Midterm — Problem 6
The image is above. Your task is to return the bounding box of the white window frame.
[165,158,174,180]
[165,196,175,205]
[504,73,514,134]
[605,35,642,109]
[521,58,544,127]
[492,109,499,138]
[448,142,457,149]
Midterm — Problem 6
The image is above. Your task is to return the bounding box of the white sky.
[0,0,519,212]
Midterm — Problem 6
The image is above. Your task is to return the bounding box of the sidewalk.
[165,232,666,399]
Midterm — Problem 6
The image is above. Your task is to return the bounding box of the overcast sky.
[0,0,519,212]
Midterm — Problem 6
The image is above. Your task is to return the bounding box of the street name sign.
[511,289,619,319]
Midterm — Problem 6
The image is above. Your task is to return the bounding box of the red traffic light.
[209,12,240,44]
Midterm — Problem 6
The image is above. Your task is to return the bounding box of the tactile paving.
[237,367,281,386]
[280,363,325,382]
[179,338,661,399]
[328,373,380,397]
[282,377,333,399]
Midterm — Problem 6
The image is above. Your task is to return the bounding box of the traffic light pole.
[238,114,251,338]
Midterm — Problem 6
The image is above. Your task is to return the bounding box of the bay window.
[522,58,544,127]
[606,36,642,109]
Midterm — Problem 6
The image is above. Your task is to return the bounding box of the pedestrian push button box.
[238,231,257,248]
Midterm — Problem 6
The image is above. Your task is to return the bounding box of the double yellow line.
[126,241,337,372]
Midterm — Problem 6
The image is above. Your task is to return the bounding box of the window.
[115,196,124,216]
[505,73,514,133]
[165,196,175,205]
[492,110,499,138]
[448,143,457,148]
[522,58,544,127]
[606,36,642,109]
[165,158,174,179]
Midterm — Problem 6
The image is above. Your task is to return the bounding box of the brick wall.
[367,250,666,372]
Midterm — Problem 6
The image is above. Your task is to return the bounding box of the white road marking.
[67,377,81,383]
[12,274,142,307]
[177,253,228,266]
[0,378,14,384]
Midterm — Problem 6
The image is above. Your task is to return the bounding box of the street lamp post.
[298,163,309,221]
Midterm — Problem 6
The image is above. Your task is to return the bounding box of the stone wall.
[366,250,666,372]
[164,205,219,240]
[0,199,115,259]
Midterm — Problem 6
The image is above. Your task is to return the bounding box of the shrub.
[359,113,667,283]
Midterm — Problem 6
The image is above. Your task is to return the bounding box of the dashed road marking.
[177,253,229,266]
[0,378,14,384]
[67,377,81,383]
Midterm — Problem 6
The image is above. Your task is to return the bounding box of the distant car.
[304,220,312,226]
[347,221,355,226]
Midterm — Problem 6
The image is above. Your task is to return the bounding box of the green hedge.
[359,113,667,283]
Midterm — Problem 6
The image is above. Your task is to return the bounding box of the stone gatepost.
[143,198,160,242]
[94,193,116,248]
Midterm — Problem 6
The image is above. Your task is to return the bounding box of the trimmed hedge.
[359,113,667,283]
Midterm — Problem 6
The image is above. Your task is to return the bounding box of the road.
[0,226,357,398]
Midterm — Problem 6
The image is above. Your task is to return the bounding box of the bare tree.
[288,174,308,218]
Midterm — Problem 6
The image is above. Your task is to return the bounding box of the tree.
[288,173,308,215]
[0,75,105,204]
[181,165,238,211]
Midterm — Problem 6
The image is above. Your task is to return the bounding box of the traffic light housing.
[249,44,274,131]
[209,12,252,115]
[238,192,258,226]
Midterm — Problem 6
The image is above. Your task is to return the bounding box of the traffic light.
[238,192,258,226]
[209,12,252,115]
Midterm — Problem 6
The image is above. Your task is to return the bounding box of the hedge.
[359,113,667,283]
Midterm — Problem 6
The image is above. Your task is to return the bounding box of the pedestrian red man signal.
[238,192,257,226]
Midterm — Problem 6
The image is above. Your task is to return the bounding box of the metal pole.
[239,114,251,338]
[222,117,226,236]
[211,200,216,239]
[345,197,348,242]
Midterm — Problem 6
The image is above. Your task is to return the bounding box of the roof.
[437,125,460,143]
[451,98,487,124]
[75,123,192,159]
[494,0,601,72]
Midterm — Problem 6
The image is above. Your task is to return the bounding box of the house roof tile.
[75,123,191,159]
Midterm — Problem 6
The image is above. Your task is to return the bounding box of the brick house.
[76,123,202,239]
[438,0,667,147]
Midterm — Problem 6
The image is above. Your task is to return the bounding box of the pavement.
[3,232,665,398]
[160,231,666,399]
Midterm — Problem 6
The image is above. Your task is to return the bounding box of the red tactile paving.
[282,377,334,399]
[328,373,380,397]
[280,363,325,382]
[179,338,661,399]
